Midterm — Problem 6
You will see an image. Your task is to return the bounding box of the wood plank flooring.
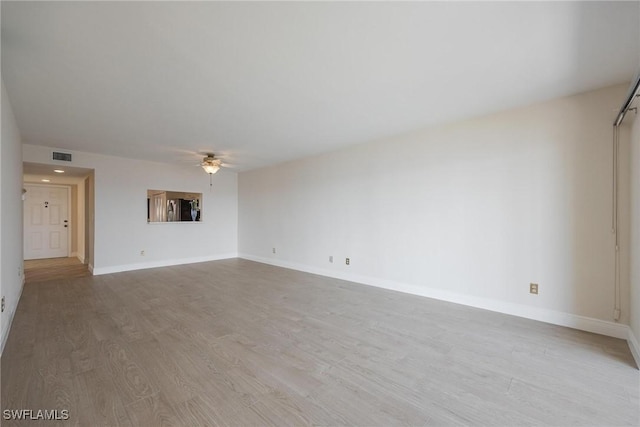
[2,258,638,426]
[24,257,90,283]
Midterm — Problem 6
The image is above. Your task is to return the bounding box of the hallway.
[24,257,90,283]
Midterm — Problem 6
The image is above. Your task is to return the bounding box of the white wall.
[23,145,238,274]
[1,80,24,354]
[239,84,631,337]
[630,101,640,362]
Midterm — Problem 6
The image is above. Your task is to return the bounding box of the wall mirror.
[147,190,202,222]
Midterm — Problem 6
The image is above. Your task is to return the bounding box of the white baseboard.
[239,253,630,340]
[71,252,85,264]
[0,275,25,357]
[92,253,238,276]
[628,328,640,369]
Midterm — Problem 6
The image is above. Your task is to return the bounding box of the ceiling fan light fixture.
[201,154,221,175]
[202,163,220,174]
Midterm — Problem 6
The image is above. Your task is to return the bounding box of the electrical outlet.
[18,266,22,277]
[272,247,276,254]
[1,297,5,313]
[346,257,350,265]
[140,250,145,256]
[530,283,539,295]
[329,255,333,263]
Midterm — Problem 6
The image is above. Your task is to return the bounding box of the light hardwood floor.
[2,258,638,426]
[24,257,90,283]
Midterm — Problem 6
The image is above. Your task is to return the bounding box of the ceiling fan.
[198,152,233,189]
[200,153,222,175]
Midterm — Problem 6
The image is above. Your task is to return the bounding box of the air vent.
[52,152,72,162]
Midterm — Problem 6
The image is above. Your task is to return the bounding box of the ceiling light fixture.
[201,154,221,174]
[41,179,50,182]
[201,154,221,188]
[54,169,65,173]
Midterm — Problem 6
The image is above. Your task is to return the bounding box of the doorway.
[23,184,70,259]
[23,162,95,279]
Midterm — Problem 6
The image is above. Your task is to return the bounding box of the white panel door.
[24,185,69,260]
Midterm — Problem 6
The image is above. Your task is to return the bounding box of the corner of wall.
[629,97,640,365]
[628,327,640,369]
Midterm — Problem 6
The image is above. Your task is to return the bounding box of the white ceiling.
[2,1,638,171]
